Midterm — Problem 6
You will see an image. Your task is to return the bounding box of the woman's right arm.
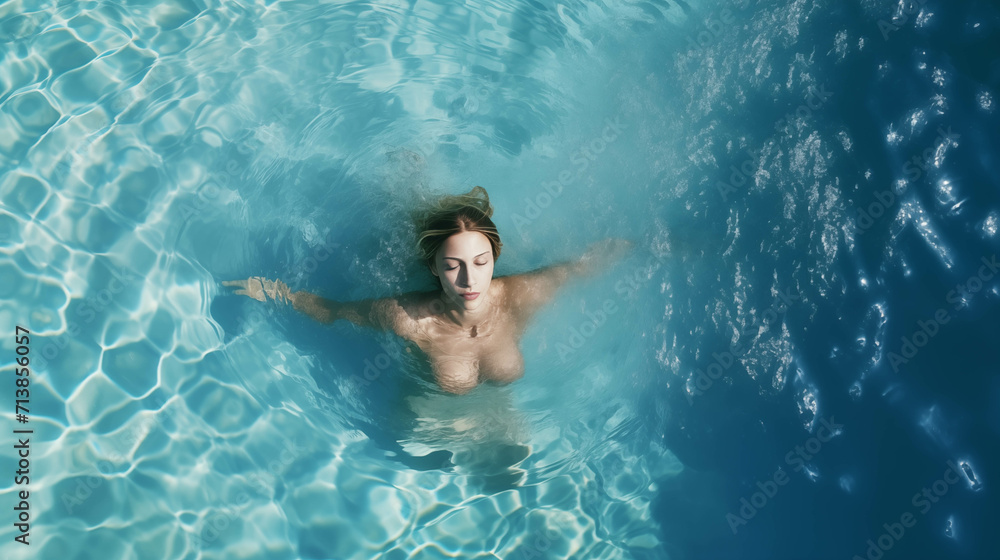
[288,289,347,324]
[223,277,418,336]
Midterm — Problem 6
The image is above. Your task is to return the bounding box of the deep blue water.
[637,1,1000,559]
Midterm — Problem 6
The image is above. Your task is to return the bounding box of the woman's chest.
[417,329,525,385]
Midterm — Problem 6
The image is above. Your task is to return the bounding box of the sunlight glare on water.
[1,0,998,559]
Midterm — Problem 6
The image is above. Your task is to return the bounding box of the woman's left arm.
[501,238,635,315]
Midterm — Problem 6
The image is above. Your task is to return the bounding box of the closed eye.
[444,258,490,271]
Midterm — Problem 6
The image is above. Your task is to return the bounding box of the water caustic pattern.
[0,0,696,558]
[2,0,999,558]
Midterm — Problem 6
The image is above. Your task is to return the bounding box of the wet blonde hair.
[413,186,503,268]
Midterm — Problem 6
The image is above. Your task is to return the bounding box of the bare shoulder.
[369,292,419,340]
[494,267,570,319]
[369,291,439,340]
[493,275,517,305]
[494,270,534,292]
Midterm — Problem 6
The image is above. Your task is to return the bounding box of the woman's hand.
[222,277,294,304]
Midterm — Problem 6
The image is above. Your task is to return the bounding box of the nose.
[459,266,476,289]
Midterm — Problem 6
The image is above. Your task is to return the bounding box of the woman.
[224,186,633,395]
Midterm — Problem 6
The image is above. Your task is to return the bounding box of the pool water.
[1,0,998,559]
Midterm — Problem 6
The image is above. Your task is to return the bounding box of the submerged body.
[225,186,633,394]
[280,240,624,393]
[387,277,529,392]
[226,236,631,394]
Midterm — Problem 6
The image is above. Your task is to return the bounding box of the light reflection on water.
[1,0,997,558]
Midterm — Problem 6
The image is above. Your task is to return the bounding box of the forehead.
[439,231,491,258]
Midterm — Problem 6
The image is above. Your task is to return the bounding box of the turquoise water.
[3,0,999,558]
[1,0,687,558]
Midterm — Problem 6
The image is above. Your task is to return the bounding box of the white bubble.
[915,10,933,28]
[944,515,955,539]
[982,212,998,237]
[977,90,993,113]
[932,67,946,87]
[885,125,902,145]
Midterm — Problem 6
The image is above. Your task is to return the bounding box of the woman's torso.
[407,279,526,392]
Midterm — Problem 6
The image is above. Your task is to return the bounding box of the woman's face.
[430,231,494,311]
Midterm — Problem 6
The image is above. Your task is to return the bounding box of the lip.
[461,292,480,300]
